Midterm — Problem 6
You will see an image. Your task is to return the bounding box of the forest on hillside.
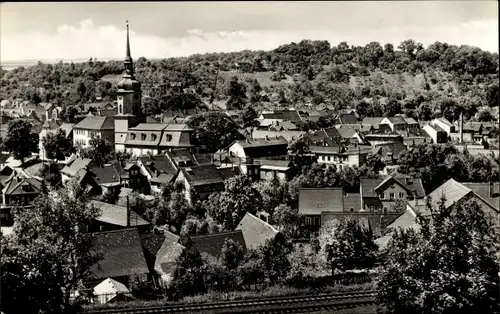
[0,39,498,122]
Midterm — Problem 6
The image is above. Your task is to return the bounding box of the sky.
[0,1,498,62]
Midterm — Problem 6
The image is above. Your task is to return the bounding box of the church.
[70,22,194,156]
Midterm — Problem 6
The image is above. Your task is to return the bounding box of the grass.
[83,282,376,311]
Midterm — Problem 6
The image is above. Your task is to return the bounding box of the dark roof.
[138,155,177,178]
[335,124,372,138]
[166,149,196,168]
[90,200,150,227]
[140,232,166,271]
[2,176,42,195]
[236,137,288,149]
[235,213,279,250]
[186,230,247,259]
[90,164,122,185]
[343,193,361,211]
[73,116,114,130]
[462,182,500,211]
[336,113,359,124]
[91,229,149,280]
[299,188,344,215]
[372,142,408,160]
[360,176,425,198]
[181,164,225,186]
[193,154,213,166]
[218,166,242,181]
[0,153,10,164]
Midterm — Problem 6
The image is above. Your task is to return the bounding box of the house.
[89,163,126,195]
[432,117,455,135]
[235,212,279,250]
[334,124,372,142]
[258,110,302,123]
[421,179,499,223]
[321,211,404,238]
[139,231,166,278]
[422,123,448,144]
[83,102,117,117]
[124,123,194,156]
[362,117,385,129]
[310,144,372,170]
[305,128,342,147]
[461,182,500,212]
[154,230,247,287]
[183,230,247,261]
[259,159,293,181]
[1,172,42,207]
[88,200,151,233]
[93,278,132,304]
[251,130,306,142]
[73,116,115,148]
[334,113,359,124]
[376,179,500,250]
[136,155,177,195]
[372,142,408,167]
[299,188,344,228]
[61,157,93,183]
[165,149,198,169]
[89,229,150,287]
[360,175,425,212]
[380,117,408,132]
[175,164,227,203]
[364,133,403,146]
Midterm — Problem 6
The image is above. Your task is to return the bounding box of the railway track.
[83,290,377,314]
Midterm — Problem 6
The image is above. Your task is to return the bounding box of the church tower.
[114,21,144,152]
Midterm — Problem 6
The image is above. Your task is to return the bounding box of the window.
[165,134,172,142]
[383,207,388,213]
[141,133,146,141]
[327,156,331,161]
[305,216,312,225]
[152,134,157,141]
[398,192,405,199]
[379,193,385,200]
[350,207,354,212]
[389,192,395,200]
[131,133,136,140]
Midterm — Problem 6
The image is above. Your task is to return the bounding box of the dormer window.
[165,134,172,142]
[152,134,157,141]
[141,133,147,141]
[131,133,136,140]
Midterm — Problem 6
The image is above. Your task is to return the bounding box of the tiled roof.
[336,113,359,124]
[166,149,196,168]
[251,130,306,142]
[310,145,341,154]
[138,155,177,178]
[436,117,453,127]
[90,164,121,185]
[375,210,419,250]
[362,117,385,126]
[73,116,114,130]
[186,230,247,259]
[236,137,288,148]
[61,158,93,177]
[140,232,166,271]
[181,164,225,186]
[372,142,407,158]
[423,179,472,215]
[83,102,116,112]
[90,229,149,280]
[343,193,361,211]
[404,117,418,124]
[59,123,74,137]
[299,188,344,215]
[90,200,150,227]
[360,176,425,198]
[218,166,242,180]
[386,117,407,124]
[321,212,403,237]
[2,176,42,195]
[462,182,500,211]
[193,154,213,166]
[335,124,372,138]
[235,213,279,250]
[154,231,184,276]
[131,123,170,131]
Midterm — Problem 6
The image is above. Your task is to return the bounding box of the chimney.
[459,112,464,144]
[126,195,131,228]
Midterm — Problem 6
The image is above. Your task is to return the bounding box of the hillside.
[0,39,498,123]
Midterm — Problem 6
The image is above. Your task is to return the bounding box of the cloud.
[1,18,498,62]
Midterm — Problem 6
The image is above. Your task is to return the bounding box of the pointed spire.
[125,20,131,61]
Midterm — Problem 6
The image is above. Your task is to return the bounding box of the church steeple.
[124,20,134,75]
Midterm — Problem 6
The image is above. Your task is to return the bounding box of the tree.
[477,109,493,122]
[187,112,243,153]
[226,76,247,110]
[485,84,499,107]
[3,119,39,165]
[242,106,259,128]
[170,240,206,299]
[78,133,113,166]
[40,162,62,188]
[318,218,378,275]
[207,175,262,230]
[272,204,300,237]
[258,233,292,285]
[220,238,245,271]
[377,198,500,314]
[42,129,75,161]
[1,182,101,314]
